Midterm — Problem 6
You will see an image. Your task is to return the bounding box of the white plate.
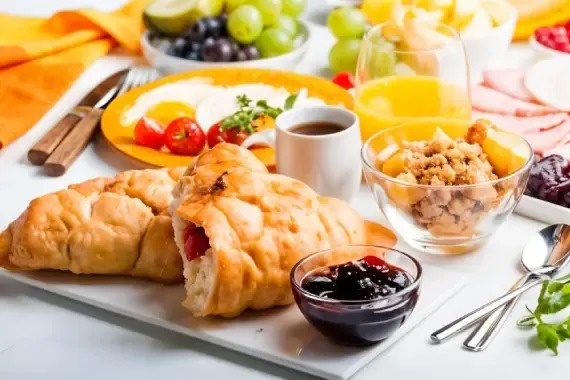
[0,262,465,379]
[524,57,570,112]
[515,195,570,225]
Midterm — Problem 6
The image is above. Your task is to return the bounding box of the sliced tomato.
[164,117,206,156]
[332,72,355,90]
[133,117,165,149]
[183,225,211,261]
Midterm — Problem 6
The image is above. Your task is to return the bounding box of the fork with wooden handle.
[42,67,159,177]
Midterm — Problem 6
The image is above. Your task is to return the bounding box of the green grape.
[191,0,224,19]
[228,5,264,44]
[225,0,247,13]
[369,42,397,77]
[328,38,361,74]
[274,14,297,37]
[282,0,305,17]
[247,0,282,27]
[255,27,294,57]
[327,6,367,39]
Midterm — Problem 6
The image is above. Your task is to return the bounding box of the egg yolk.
[144,101,196,127]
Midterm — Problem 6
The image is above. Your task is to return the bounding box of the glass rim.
[290,244,422,305]
[360,124,535,189]
[363,21,464,55]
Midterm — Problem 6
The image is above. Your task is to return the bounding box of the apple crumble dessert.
[375,120,522,237]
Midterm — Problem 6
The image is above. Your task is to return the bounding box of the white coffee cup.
[241,105,362,202]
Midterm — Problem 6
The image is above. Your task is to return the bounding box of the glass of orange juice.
[354,20,472,142]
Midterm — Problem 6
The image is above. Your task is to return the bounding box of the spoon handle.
[462,273,533,351]
[430,274,548,344]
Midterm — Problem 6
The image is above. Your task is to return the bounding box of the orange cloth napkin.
[0,0,150,149]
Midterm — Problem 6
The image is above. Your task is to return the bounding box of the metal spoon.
[463,223,570,351]
[430,224,570,344]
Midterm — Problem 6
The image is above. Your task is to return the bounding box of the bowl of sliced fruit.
[141,0,311,74]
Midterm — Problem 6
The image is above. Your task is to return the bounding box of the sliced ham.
[542,136,570,160]
[523,120,570,155]
[482,69,535,103]
[471,111,569,134]
[471,85,559,117]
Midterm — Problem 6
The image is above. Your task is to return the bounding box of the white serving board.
[515,195,570,225]
[1,264,465,380]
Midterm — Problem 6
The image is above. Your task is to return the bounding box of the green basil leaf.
[284,93,298,110]
[537,324,560,355]
[561,283,570,295]
[548,282,564,293]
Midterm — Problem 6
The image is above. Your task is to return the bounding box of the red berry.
[559,43,570,53]
[331,71,355,90]
[183,225,211,261]
[361,255,387,268]
[535,27,551,39]
[551,26,567,39]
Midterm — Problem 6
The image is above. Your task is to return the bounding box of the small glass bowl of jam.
[290,245,422,346]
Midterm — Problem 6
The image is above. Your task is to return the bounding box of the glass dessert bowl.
[361,119,534,255]
[290,245,422,346]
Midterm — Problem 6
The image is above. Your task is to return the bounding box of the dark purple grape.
[203,16,225,38]
[202,38,233,62]
[219,13,228,26]
[188,41,202,52]
[183,19,208,42]
[166,37,190,57]
[185,50,202,61]
[234,50,248,61]
[201,37,216,52]
[242,45,261,60]
[229,40,240,57]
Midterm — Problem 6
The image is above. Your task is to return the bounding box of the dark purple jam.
[301,256,411,301]
[293,256,419,346]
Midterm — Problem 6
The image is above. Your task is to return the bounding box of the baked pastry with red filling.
[171,143,379,317]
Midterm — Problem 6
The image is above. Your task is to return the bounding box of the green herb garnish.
[284,93,298,110]
[220,94,284,134]
[518,273,570,355]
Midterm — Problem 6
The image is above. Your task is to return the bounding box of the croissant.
[0,167,186,283]
[171,144,394,318]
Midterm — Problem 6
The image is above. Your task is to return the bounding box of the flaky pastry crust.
[0,167,186,283]
[172,144,372,317]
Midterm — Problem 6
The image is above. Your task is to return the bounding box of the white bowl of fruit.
[530,22,570,58]
[141,0,311,74]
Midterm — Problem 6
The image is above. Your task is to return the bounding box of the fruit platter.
[3,0,570,379]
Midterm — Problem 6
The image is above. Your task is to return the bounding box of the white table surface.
[1,1,569,379]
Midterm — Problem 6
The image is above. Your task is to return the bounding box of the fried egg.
[122,79,328,133]
[121,78,225,127]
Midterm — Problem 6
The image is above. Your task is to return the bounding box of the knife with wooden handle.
[28,69,128,165]
[43,71,127,177]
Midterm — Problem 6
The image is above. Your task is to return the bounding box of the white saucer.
[524,57,570,112]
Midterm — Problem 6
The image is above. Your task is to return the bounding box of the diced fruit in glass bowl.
[143,0,307,63]
[525,154,570,208]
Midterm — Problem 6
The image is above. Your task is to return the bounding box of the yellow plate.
[101,68,354,169]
